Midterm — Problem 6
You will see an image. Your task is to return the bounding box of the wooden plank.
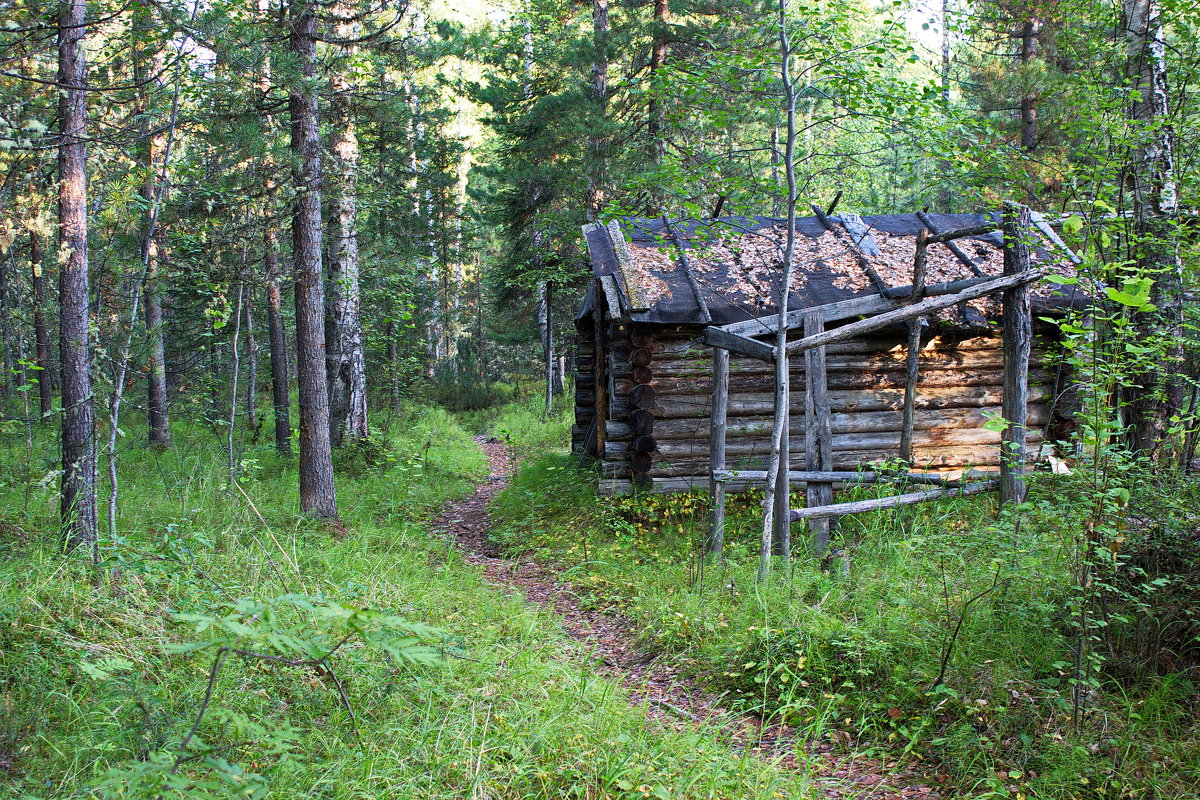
[784,268,1048,356]
[839,212,883,256]
[788,479,1000,520]
[880,275,992,300]
[708,346,729,558]
[702,326,776,361]
[599,273,624,320]
[804,311,833,555]
[1001,205,1033,505]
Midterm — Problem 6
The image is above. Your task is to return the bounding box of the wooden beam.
[1001,205,1033,505]
[606,220,651,312]
[717,294,896,339]
[925,222,998,245]
[881,275,993,300]
[918,210,987,278]
[784,268,1047,356]
[789,479,1000,521]
[702,326,776,361]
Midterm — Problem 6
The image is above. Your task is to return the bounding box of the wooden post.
[592,279,607,456]
[900,228,928,464]
[1001,204,1033,505]
[804,311,833,555]
[707,346,729,558]
[772,364,790,559]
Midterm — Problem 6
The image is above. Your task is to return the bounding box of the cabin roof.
[580,212,1088,327]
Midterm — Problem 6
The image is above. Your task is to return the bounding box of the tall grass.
[0,405,811,799]
[487,401,1200,800]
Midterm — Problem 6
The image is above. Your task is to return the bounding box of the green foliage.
[490,450,1200,799]
[0,411,812,799]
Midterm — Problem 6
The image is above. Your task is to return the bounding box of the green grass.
[486,401,1200,800]
[0,405,814,799]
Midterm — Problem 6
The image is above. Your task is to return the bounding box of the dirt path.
[431,439,945,800]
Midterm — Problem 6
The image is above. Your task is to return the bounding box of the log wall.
[572,320,1059,495]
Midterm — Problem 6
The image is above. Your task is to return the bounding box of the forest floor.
[434,437,945,800]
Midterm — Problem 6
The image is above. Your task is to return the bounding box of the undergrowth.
[0,405,809,799]
[487,401,1200,800]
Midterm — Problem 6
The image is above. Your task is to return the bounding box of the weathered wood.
[839,212,883,256]
[630,383,656,408]
[630,347,652,367]
[900,228,928,463]
[788,479,1000,521]
[630,435,658,453]
[607,220,651,311]
[881,275,993,300]
[629,408,654,435]
[708,345,729,557]
[599,273,623,320]
[633,366,653,384]
[702,326,776,361]
[924,222,998,245]
[593,281,608,456]
[630,451,654,473]
[804,311,833,555]
[1001,205,1033,505]
[717,294,895,339]
[714,469,954,485]
[784,268,1048,356]
[649,385,1051,419]
[918,210,986,277]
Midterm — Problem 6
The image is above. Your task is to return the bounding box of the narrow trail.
[431,438,945,800]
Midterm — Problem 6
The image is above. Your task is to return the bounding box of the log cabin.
[571,212,1088,495]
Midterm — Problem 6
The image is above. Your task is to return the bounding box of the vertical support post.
[900,228,928,464]
[1002,204,1032,505]
[804,311,833,556]
[772,357,790,560]
[592,279,607,456]
[707,345,729,558]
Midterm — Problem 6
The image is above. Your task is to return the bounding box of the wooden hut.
[571,212,1087,495]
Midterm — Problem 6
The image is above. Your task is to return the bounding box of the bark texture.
[57,0,98,549]
[1122,0,1185,456]
[326,12,369,445]
[289,1,337,517]
[30,231,52,415]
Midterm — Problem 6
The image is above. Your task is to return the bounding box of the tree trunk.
[0,252,16,398]
[139,4,171,450]
[57,0,98,550]
[327,15,369,446]
[245,288,259,439]
[1019,18,1039,151]
[30,231,53,416]
[265,225,291,457]
[1122,0,1185,457]
[538,281,554,415]
[289,0,337,518]
[646,0,669,215]
[586,0,609,223]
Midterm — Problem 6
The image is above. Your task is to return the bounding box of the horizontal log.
[647,405,1049,441]
[642,430,1045,463]
[881,275,994,300]
[702,326,776,361]
[712,469,953,485]
[716,294,897,338]
[789,479,1000,520]
[925,222,998,244]
[618,367,1055,397]
[649,385,1050,420]
[648,347,1045,378]
[635,333,1009,360]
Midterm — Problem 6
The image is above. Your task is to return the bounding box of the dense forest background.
[1,0,1199,797]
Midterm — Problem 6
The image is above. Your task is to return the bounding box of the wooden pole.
[804,310,833,556]
[900,228,928,463]
[707,346,729,558]
[1001,205,1033,505]
[790,479,1000,520]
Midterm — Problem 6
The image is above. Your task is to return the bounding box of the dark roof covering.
[579,212,1088,328]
